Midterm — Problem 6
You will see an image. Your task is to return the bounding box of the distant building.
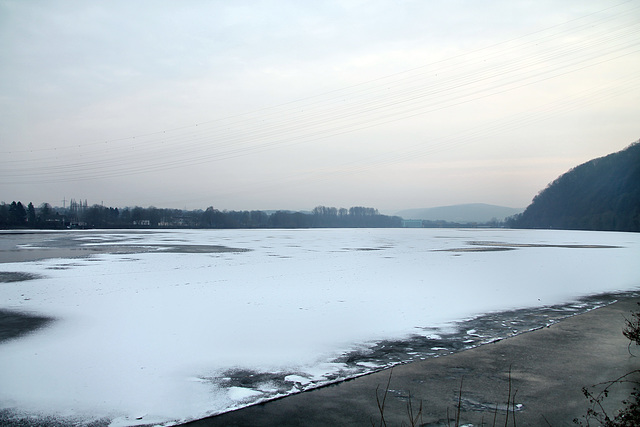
[401,219,423,228]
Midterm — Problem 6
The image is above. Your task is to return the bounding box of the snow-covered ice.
[0,228,639,425]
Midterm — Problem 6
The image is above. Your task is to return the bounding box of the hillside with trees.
[509,140,640,232]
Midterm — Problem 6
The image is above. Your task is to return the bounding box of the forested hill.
[509,141,640,232]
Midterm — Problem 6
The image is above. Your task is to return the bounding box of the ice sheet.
[0,228,639,425]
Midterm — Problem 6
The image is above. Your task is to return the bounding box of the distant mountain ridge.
[510,141,640,232]
[396,203,524,223]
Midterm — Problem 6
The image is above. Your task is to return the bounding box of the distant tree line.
[508,140,640,232]
[309,205,401,227]
[0,201,61,228]
[0,202,402,229]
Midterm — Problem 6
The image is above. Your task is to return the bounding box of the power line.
[1,1,638,186]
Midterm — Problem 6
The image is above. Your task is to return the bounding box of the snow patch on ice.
[228,387,263,402]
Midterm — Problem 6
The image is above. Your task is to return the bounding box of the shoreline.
[0,297,635,427]
[182,297,640,426]
[0,299,638,426]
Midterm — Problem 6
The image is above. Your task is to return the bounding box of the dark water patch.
[0,309,55,343]
[1,231,250,263]
[154,244,250,254]
[440,247,517,252]
[1,246,138,263]
[205,364,366,403]
[214,370,293,394]
[0,272,42,283]
[439,241,622,253]
[342,247,384,251]
[468,241,621,249]
[1,244,249,263]
[46,262,84,270]
[0,409,111,427]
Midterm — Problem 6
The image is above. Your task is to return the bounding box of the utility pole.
[62,197,66,209]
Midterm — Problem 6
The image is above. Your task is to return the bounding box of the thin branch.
[504,366,512,427]
[456,377,464,427]
[375,369,393,427]
[512,389,518,427]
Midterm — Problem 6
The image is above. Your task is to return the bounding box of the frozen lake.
[1,228,639,426]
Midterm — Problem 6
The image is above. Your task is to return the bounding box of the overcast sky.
[1,0,639,211]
